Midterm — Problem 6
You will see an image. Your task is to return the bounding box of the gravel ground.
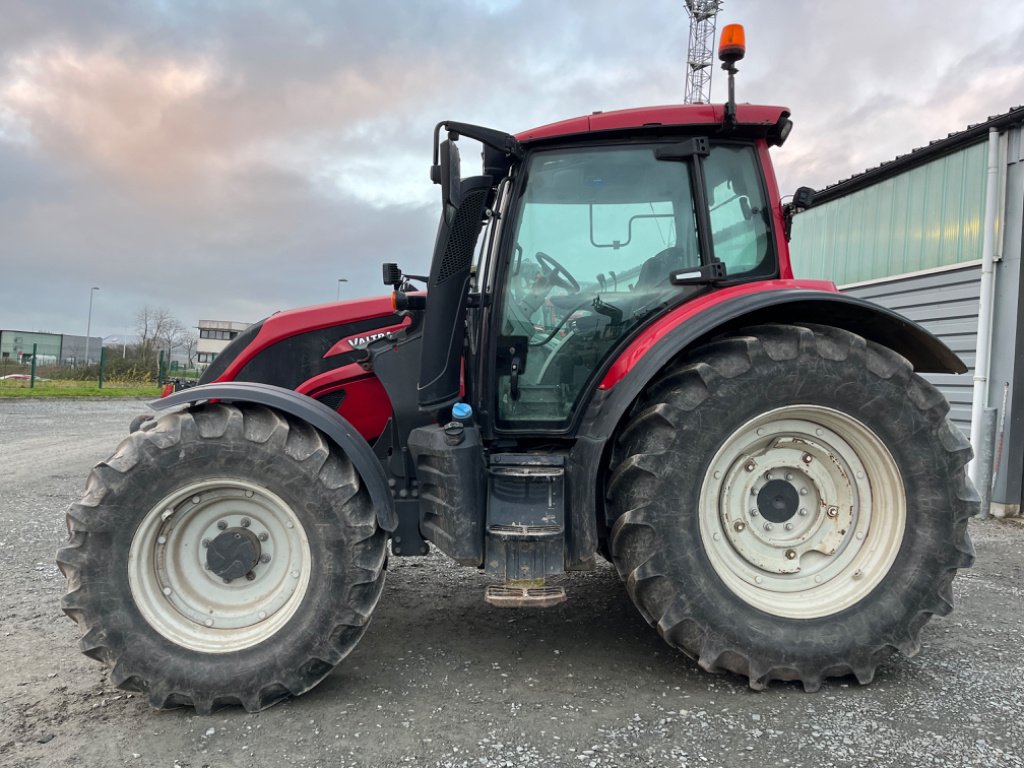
[1,398,1023,768]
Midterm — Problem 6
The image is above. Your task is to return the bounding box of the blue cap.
[452,402,473,420]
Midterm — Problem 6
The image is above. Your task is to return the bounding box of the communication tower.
[683,1,724,104]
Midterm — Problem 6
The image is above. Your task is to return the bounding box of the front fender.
[152,382,396,532]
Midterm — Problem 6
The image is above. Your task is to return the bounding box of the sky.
[1,0,1022,339]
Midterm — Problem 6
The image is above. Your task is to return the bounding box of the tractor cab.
[390,100,794,436]
[487,131,780,429]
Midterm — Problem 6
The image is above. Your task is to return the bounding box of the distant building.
[0,329,103,365]
[196,320,251,370]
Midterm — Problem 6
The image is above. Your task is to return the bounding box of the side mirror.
[793,186,815,210]
[438,137,462,213]
[782,186,816,242]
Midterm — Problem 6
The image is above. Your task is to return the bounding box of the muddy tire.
[56,403,387,713]
[607,324,977,691]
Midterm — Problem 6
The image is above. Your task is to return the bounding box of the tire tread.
[608,323,977,690]
[56,403,387,713]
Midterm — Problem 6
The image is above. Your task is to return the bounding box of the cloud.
[0,0,1021,339]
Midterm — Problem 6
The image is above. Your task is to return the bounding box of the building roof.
[810,105,1024,205]
[197,319,251,331]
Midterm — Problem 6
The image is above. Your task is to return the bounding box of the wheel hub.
[699,406,906,619]
[756,479,799,523]
[206,527,261,582]
[128,478,312,653]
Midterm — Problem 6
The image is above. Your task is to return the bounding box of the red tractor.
[58,28,976,713]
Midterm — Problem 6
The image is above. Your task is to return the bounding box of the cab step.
[484,584,567,608]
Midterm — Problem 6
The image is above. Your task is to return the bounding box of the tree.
[134,306,184,363]
[181,332,199,367]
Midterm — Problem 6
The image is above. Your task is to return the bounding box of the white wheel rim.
[128,478,312,653]
[698,405,905,619]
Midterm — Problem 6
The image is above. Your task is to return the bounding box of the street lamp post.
[336,278,348,301]
[85,286,100,365]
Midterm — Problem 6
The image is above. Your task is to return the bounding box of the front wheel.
[57,403,387,713]
[607,324,977,690]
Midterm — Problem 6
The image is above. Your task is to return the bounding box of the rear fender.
[567,286,967,559]
[152,382,396,532]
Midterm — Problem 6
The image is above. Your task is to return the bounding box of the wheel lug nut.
[744,461,756,472]
[217,520,228,530]
[798,508,808,516]
[750,508,759,517]
[222,577,232,584]
[827,506,839,518]
[260,554,271,564]
[764,522,773,531]
[240,517,251,528]
[802,453,813,464]
[258,532,269,542]
[750,487,759,496]
[733,521,746,532]
[202,538,211,548]
[785,549,797,560]
[245,571,256,581]
[764,472,773,480]
[799,488,808,496]
[785,473,793,481]
[785,522,794,531]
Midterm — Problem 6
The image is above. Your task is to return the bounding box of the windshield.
[495,145,699,427]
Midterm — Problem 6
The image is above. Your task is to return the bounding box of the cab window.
[495,145,699,427]
[704,144,772,276]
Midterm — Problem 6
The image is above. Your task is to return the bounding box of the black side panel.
[417,176,493,409]
[199,320,265,384]
[151,382,396,531]
[234,315,403,390]
[407,424,486,565]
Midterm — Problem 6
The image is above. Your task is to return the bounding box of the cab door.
[486,140,777,433]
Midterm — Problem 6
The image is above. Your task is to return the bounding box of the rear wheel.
[607,324,976,690]
[57,403,387,713]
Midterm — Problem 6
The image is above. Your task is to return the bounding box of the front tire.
[57,403,387,713]
[607,324,977,690]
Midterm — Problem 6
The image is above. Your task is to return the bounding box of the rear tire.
[607,324,977,690]
[56,403,387,713]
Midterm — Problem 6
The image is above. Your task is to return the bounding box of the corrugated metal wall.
[841,264,981,435]
[791,142,988,284]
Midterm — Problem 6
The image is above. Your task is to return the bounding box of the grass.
[0,379,163,398]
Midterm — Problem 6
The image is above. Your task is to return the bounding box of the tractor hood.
[199,295,407,390]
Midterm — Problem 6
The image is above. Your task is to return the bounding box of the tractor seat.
[634,246,690,292]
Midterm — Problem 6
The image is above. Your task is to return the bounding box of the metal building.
[0,330,103,366]
[790,106,1024,514]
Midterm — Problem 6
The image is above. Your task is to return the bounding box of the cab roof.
[516,104,789,144]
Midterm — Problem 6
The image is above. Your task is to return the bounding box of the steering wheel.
[535,251,580,294]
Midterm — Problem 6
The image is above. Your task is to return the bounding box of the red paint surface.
[297,363,394,441]
[599,280,838,390]
[323,317,411,358]
[210,296,398,382]
[516,104,789,143]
